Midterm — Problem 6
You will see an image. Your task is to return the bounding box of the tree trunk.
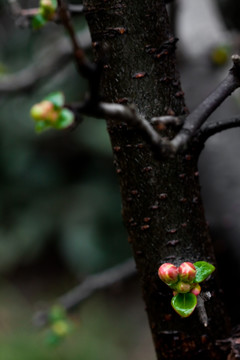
[83,0,230,358]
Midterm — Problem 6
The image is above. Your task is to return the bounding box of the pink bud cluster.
[158,262,201,296]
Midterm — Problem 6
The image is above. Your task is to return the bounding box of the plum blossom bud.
[158,263,179,284]
[178,262,196,283]
[191,283,201,296]
[40,0,56,20]
[174,281,191,293]
[30,101,59,123]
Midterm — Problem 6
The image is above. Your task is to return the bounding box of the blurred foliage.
[0,2,130,276]
[0,281,154,360]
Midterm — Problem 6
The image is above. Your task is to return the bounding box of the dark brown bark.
[83,0,230,358]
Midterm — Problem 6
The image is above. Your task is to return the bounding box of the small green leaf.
[35,120,50,133]
[54,109,74,129]
[194,261,215,283]
[45,330,62,346]
[44,92,65,109]
[32,13,47,29]
[171,293,197,318]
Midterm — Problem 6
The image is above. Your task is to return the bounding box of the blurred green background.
[0,2,157,359]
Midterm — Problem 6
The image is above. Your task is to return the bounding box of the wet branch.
[69,101,174,155]
[70,55,240,157]
[0,28,91,95]
[196,116,240,144]
[171,55,240,152]
[57,0,95,80]
[33,258,136,328]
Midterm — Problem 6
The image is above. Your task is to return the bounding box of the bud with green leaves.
[30,92,74,133]
[32,0,57,29]
[158,260,215,318]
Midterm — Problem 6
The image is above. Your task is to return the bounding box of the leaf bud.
[178,262,196,283]
[158,263,179,284]
[174,281,191,294]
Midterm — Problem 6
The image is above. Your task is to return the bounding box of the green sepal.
[193,261,215,283]
[171,293,197,318]
[44,92,65,109]
[32,13,47,29]
[35,120,50,133]
[53,109,74,129]
[45,330,62,347]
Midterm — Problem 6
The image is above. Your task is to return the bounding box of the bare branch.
[68,4,85,14]
[0,28,91,95]
[57,0,95,80]
[151,115,184,128]
[0,55,71,95]
[196,116,240,144]
[170,55,240,152]
[197,291,211,327]
[33,258,136,328]
[70,101,174,155]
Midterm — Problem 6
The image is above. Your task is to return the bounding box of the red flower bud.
[174,281,191,293]
[191,283,201,296]
[158,263,179,284]
[178,262,196,283]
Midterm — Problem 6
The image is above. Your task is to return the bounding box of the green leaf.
[54,109,74,129]
[32,13,47,29]
[44,92,65,109]
[194,261,215,283]
[50,0,57,10]
[35,120,50,133]
[171,293,197,318]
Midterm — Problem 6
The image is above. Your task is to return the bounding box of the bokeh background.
[0,0,240,358]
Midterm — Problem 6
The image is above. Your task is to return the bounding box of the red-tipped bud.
[174,281,191,293]
[178,262,196,283]
[158,263,179,284]
[173,290,178,296]
[191,283,201,296]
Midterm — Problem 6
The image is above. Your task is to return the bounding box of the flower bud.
[174,281,191,294]
[30,100,59,123]
[178,262,196,283]
[158,263,179,284]
[191,283,201,296]
[40,0,56,19]
[31,100,54,120]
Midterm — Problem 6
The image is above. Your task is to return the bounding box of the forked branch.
[33,258,136,328]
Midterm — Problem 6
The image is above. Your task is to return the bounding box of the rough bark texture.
[83,0,230,358]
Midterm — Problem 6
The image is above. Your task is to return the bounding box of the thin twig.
[68,4,85,14]
[196,292,211,327]
[33,258,136,328]
[0,28,91,95]
[57,0,95,79]
[170,55,240,152]
[196,116,240,144]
